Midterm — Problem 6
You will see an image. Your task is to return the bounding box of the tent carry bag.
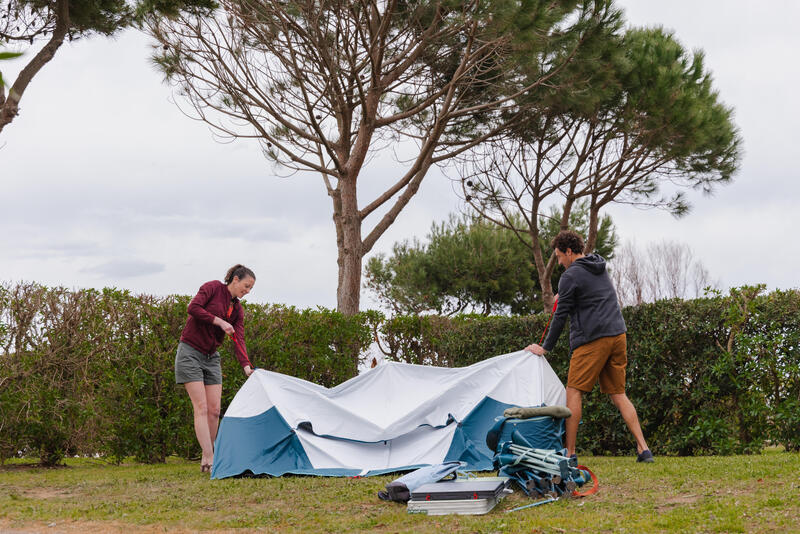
[377,461,465,503]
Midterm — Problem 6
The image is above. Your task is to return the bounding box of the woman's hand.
[243,365,254,377]
[213,316,235,335]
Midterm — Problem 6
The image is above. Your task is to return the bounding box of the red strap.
[572,465,599,497]
[230,333,251,368]
[539,296,559,344]
[226,302,251,367]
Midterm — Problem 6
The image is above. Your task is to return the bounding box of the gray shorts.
[174,342,222,385]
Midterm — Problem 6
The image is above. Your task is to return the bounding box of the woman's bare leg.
[205,384,222,448]
[184,381,214,468]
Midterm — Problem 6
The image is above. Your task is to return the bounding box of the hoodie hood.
[573,253,606,275]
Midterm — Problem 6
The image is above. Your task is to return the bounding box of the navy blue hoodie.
[542,253,626,352]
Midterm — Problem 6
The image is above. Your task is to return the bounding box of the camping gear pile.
[376,404,598,515]
[378,439,596,516]
[493,431,596,503]
[486,404,598,506]
[378,461,514,515]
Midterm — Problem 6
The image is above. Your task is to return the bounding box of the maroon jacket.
[180,280,251,368]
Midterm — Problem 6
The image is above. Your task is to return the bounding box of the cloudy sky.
[1,0,798,309]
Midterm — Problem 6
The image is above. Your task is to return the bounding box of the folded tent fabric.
[211,350,566,479]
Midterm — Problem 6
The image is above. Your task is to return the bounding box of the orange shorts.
[567,333,627,394]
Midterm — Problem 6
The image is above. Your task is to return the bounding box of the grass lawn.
[1,449,798,533]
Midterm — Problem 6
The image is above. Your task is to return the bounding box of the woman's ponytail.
[225,264,256,284]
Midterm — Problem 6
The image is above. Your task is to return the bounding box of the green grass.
[1,450,799,533]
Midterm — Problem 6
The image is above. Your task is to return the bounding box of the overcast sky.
[1,0,798,309]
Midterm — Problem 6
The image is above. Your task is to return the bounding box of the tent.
[211,350,566,479]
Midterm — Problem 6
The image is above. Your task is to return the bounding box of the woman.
[175,264,256,472]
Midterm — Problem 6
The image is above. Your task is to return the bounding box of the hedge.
[0,283,378,465]
[1,282,797,465]
[381,286,800,456]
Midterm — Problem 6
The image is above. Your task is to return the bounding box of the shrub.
[0,283,376,464]
[1,282,797,462]
[380,288,800,456]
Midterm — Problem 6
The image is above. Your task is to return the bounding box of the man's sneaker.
[636,449,654,463]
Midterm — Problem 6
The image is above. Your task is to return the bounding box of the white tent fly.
[211,350,566,479]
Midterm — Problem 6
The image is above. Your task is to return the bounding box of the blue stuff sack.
[486,416,564,452]
[377,461,465,503]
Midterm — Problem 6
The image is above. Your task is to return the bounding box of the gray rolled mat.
[503,405,573,419]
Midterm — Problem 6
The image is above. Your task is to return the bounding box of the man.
[525,230,654,462]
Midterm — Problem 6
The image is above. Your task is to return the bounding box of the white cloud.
[1,1,799,311]
[81,259,166,279]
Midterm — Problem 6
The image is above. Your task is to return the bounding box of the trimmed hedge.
[0,283,378,465]
[381,286,800,456]
[379,314,569,368]
[1,282,798,465]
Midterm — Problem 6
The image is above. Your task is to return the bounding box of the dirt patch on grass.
[20,488,74,500]
[655,493,701,509]
[0,463,59,472]
[0,518,237,534]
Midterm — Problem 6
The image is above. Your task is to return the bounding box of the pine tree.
[0,0,215,132]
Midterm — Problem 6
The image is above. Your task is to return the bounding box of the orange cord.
[572,465,599,497]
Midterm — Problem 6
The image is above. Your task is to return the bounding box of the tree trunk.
[335,176,363,315]
[585,198,600,254]
[537,256,559,312]
[0,0,69,133]
[528,216,558,313]
[559,196,575,232]
[533,196,577,311]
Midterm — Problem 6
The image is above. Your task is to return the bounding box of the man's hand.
[524,343,546,356]
[243,365,254,377]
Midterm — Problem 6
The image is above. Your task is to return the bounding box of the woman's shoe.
[201,463,212,473]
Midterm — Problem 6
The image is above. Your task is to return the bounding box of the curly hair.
[551,230,585,254]
[224,264,256,285]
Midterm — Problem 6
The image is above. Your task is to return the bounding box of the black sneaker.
[636,449,654,463]
[569,453,578,466]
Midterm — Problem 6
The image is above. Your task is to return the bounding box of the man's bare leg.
[565,386,583,456]
[609,392,649,453]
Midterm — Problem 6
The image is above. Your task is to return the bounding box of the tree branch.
[0,0,68,133]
